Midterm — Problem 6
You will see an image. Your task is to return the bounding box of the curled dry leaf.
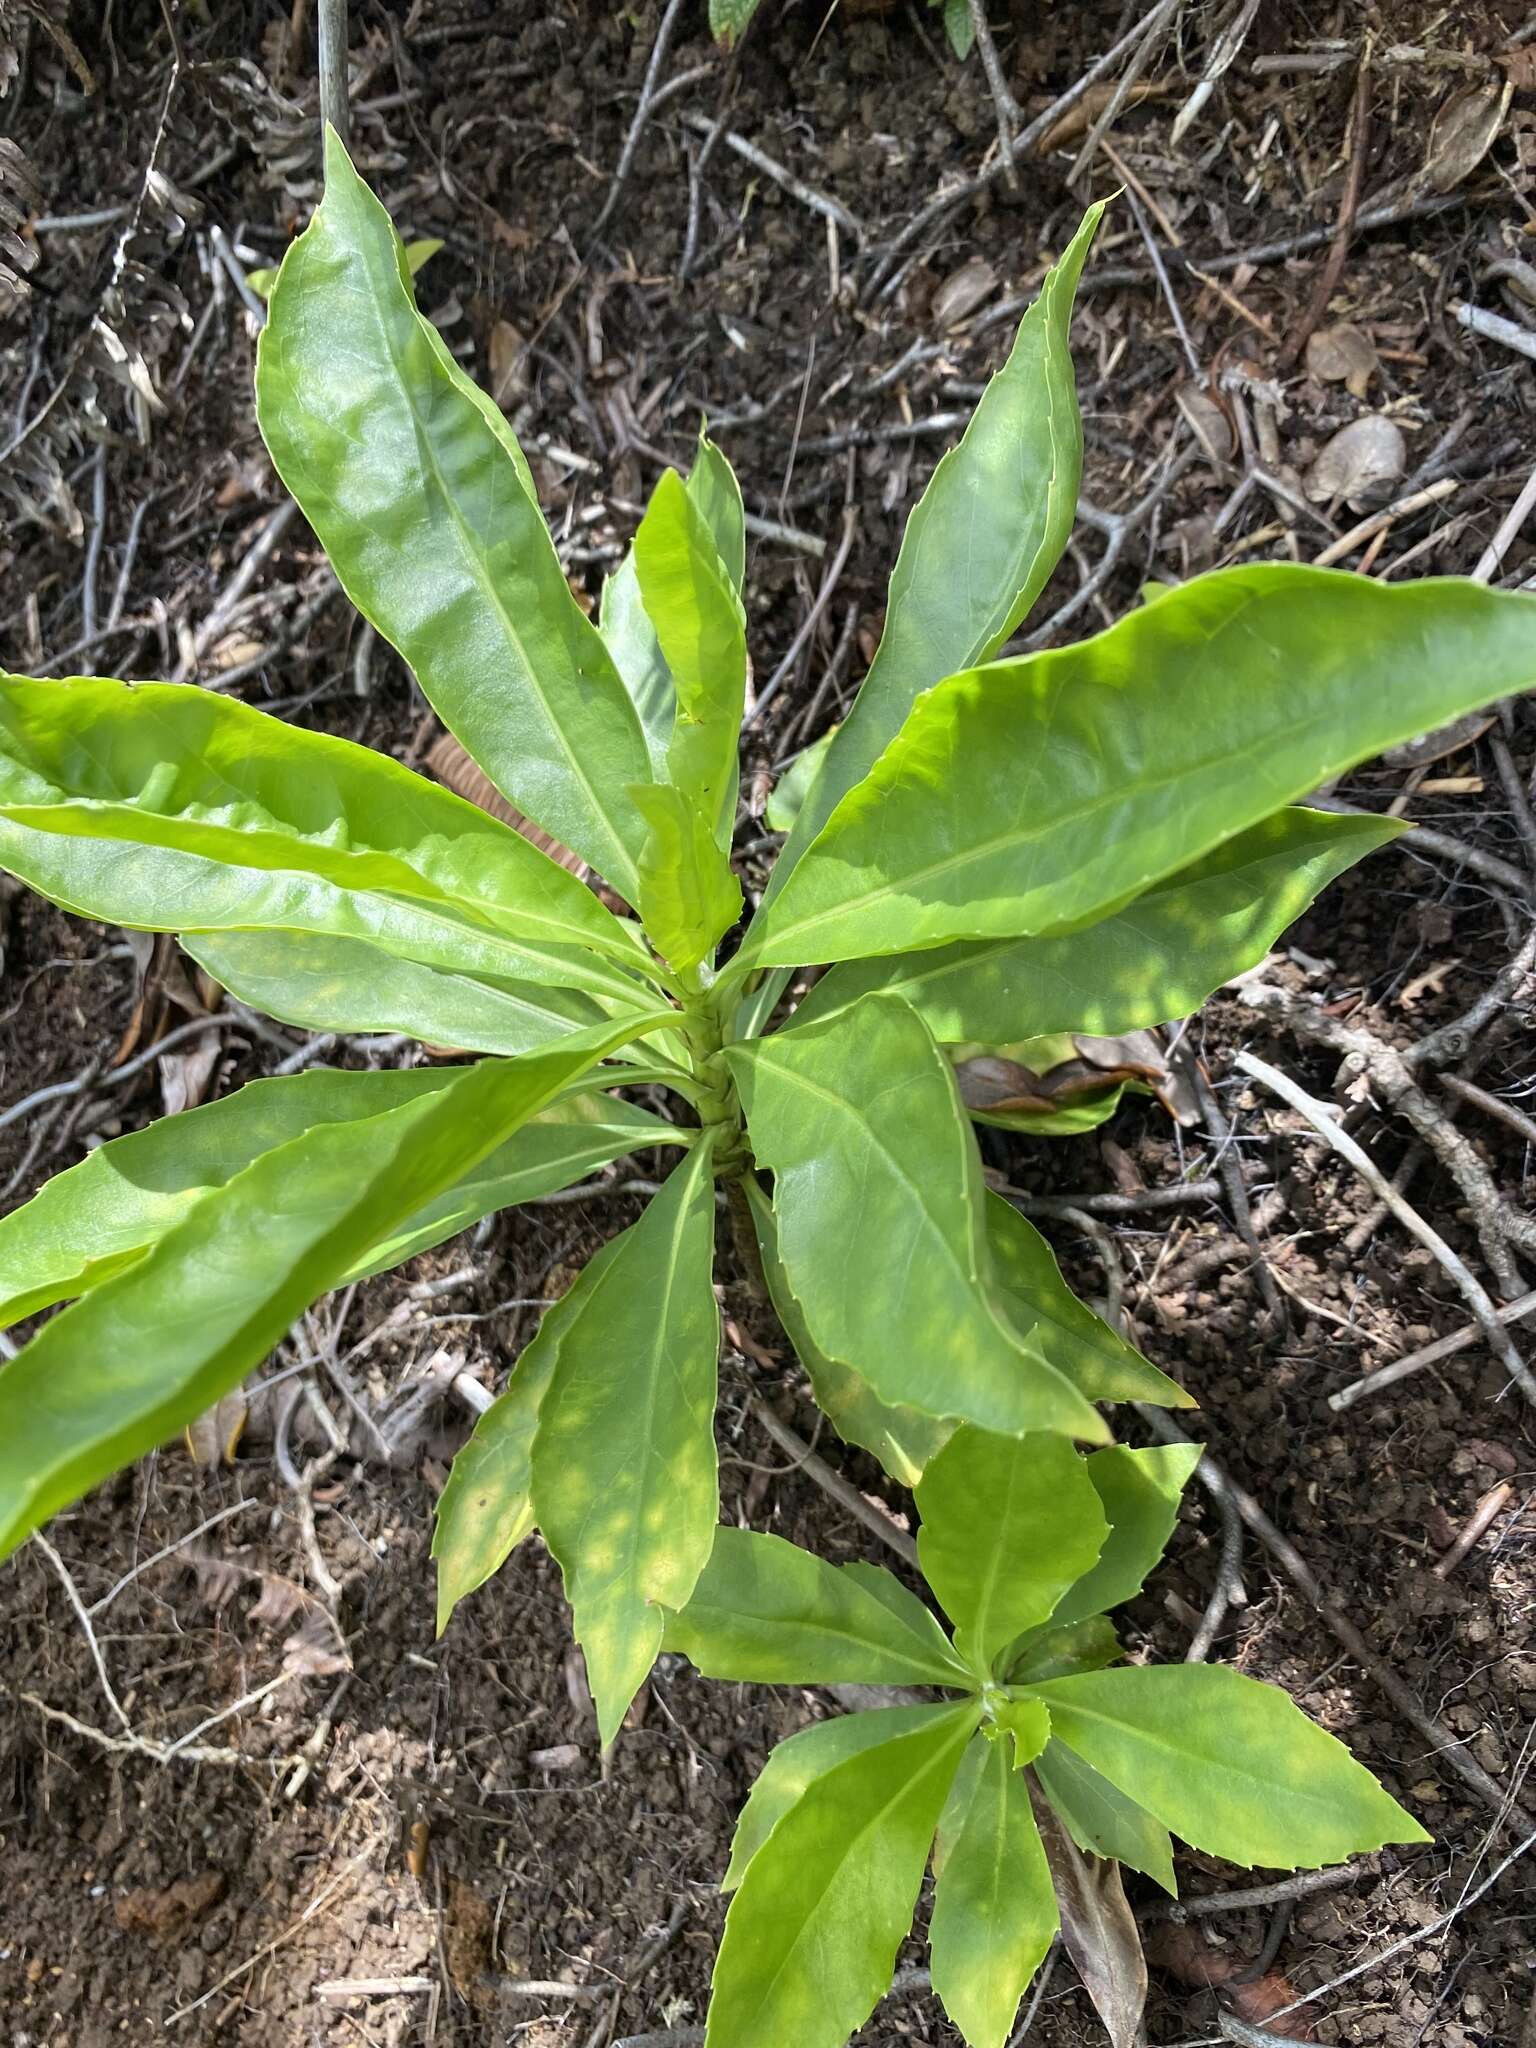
[954,1030,1200,1126]
[1424,80,1512,194]
[1304,322,1378,399]
[426,729,588,879]
[1031,1790,1147,2048]
[932,256,998,331]
[184,1390,249,1467]
[1305,415,1406,510]
[1175,382,1236,466]
[1145,1920,1318,2041]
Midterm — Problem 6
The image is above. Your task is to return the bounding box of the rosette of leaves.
[0,134,1533,1753]
[663,1426,1430,2048]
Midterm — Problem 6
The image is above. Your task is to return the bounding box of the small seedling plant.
[0,132,1529,2037]
[663,1425,1428,2048]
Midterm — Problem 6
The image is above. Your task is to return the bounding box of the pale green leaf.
[744,570,1536,970]
[993,1696,1051,1770]
[532,1143,721,1745]
[797,810,1401,1043]
[0,1016,663,1560]
[723,1704,955,1890]
[987,1194,1192,1408]
[723,998,1109,1441]
[600,436,745,772]
[0,675,654,1009]
[931,1733,1057,2048]
[706,1704,977,2048]
[634,466,747,845]
[765,729,836,834]
[769,207,1101,896]
[663,1526,968,1689]
[1050,1443,1204,1629]
[431,1342,555,1634]
[630,781,742,972]
[708,0,763,47]
[1024,1666,1432,1868]
[258,132,653,897]
[742,1176,951,1486]
[0,1066,450,1329]
[915,1428,1108,1672]
[941,0,977,59]
[345,1093,687,1283]
[1032,1738,1176,1895]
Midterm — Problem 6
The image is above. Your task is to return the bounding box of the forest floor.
[2,2,1536,2044]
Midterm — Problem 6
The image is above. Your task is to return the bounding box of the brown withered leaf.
[932,257,997,330]
[1424,80,1512,194]
[1145,1920,1318,2040]
[1032,1793,1146,2048]
[1382,709,1496,769]
[1304,322,1379,399]
[114,1870,225,1939]
[184,1391,248,1468]
[488,318,528,407]
[954,1031,1199,1127]
[425,730,588,879]
[1304,415,1406,510]
[281,1606,352,1678]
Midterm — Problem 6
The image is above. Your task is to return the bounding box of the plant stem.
[675,965,748,1179]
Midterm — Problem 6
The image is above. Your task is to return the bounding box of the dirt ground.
[2,2,1536,2043]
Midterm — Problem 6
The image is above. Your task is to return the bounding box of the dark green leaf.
[1050,1443,1204,1629]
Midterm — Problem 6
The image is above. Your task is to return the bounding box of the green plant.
[663,1425,1429,2048]
[0,132,1529,1872]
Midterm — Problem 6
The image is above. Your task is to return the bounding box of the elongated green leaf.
[1050,1443,1203,1629]
[634,466,747,845]
[916,1429,1108,1673]
[600,437,746,772]
[1025,1667,1431,1868]
[0,676,655,1009]
[345,1093,687,1283]
[931,1733,1058,2048]
[1032,1738,1176,1895]
[724,998,1108,1441]
[743,569,1536,970]
[531,1143,721,1745]
[765,729,836,834]
[706,1704,977,2048]
[769,207,1101,896]
[663,1526,967,1688]
[257,132,653,897]
[797,809,1401,1042]
[0,1016,665,1559]
[630,782,742,972]
[742,1177,951,1486]
[987,1194,1192,1408]
[0,1066,452,1329]
[723,1704,954,1890]
[1007,1616,1121,1686]
[188,929,610,1054]
[431,1342,555,1634]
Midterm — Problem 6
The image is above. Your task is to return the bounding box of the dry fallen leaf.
[1033,1796,1147,2048]
[932,256,997,330]
[488,317,528,407]
[1175,381,1236,465]
[1146,1920,1318,2040]
[1424,80,1512,194]
[426,729,588,878]
[1304,322,1379,399]
[184,1390,248,1467]
[1305,415,1406,510]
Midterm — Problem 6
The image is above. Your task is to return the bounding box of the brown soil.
[3,4,1536,2045]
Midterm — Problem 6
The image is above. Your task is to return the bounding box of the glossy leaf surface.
[915,1429,1108,1673]
[770,206,1101,890]
[1025,1666,1431,1868]
[0,1018,660,1559]
[745,570,1536,969]
[532,1142,721,1745]
[1032,1740,1176,1895]
[797,808,1400,1042]
[723,1704,952,1889]
[601,437,745,770]
[258,131,652,896]
[742,1177,951,1486]
[706,1705,977,2048]
[664,1526,967,1688]
[931,1733,1058,2048]
[724,998,1108,1441]
[0,676,652,1009]
[630,782,742,972]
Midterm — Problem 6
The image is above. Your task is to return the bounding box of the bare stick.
[1452,298,1536,365]
[965,0,1019,180]
[32,1530,133,1734]
[1433,1481,1513,1579]
[748,506,858,726]
[591,0,688,241]
[1472,461,1536,583]
[1311,477,1459,568]
[680,112,864,240]
[1330,1287,1536,1412]
[748,1395,919,1569]
[317,0,350,147]
[1279,46,1372,368]
[1234,1048,1536,1404]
